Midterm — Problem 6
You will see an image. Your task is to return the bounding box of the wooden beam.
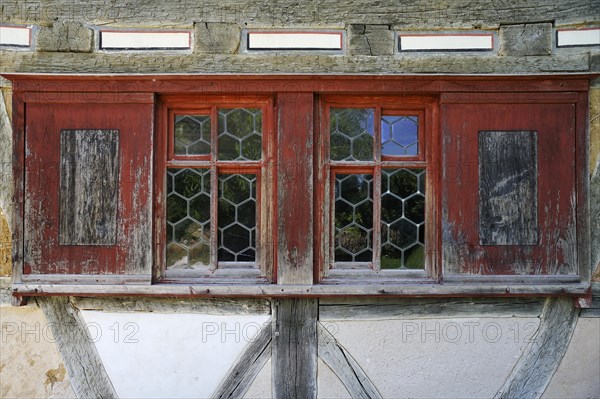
[320,297,546,320]
[272,299,318,399]
[38,296,117,398]
[317,323,382,399]
[494,297,578,399]
[277,92,314,285]
[212,323,272,399]
[11,281,591,298]
[72,296,271,315]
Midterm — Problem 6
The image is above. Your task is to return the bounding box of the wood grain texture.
[317,323,382,399]
[319,297,546,320]
[212,323,272,399]
[59,129,119,245]
[272,299,318,399]
[1,0,597,28]
[277,93,314,285]
[478,130,538,245]
[38,296,117,398]
[11,281,590,297]
[72,296,271,314]
[0,52,590,75]
[494,297,578,399]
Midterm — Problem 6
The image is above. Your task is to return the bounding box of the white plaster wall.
[320,317,539,398]
[81,311,270,399]
[543,317,600,399]
[317,358,351,399]
[243,358,272,398]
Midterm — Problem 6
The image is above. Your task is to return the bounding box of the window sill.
[12,280,589,299]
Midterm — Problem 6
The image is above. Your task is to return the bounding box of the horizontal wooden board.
[72,296,271,314]
[11,282,590,297]
[319,297,546,320]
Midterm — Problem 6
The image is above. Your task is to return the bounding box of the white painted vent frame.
[242,30,345,54]
[556,28,600,48]
[98,28,192,51]
[397,32,496,52]
[0,24,33,48]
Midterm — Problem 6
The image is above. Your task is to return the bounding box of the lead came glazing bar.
[218,174,257,262]
[166,168,212,269]
[334,174,374,262]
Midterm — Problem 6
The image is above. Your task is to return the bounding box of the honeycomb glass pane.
[218,108,262,161]
[166,168,211,269]
[330,108,374,161]
[174,115,211,156]
[334,174,373,262]
[218,174,257,262]
[381,168,425,269]
[381,115,418,157]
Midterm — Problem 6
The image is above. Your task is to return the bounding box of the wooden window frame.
[155,94,276,283]
[4,74,591,300]
[316,95,440,283]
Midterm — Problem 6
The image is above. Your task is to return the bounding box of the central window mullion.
[372,106,383,271]
[209,105,219,270]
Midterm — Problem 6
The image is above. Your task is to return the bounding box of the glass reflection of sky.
[381,116,418,156]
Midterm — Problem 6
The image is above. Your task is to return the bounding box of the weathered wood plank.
[72,296,271,314]
[212,323,272,399]
[272,299,318,399]
[11,281,591,297]
[479,130,538,245]
[319,297,546,320]
[494,297,578,399]
[38,296,117,398]
[59,129,119,245]
[1,0,597,28]
[0,52,591,75]
[317,323,382,399]
[277,92,314,285]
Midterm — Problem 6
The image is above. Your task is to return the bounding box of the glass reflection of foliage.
[218,174,257,262]
[218,108,262,161]
[334,174,373,262]
[330,108,375,161]
[381,168,425,269]
[381,115,418,156]
[166,168,211,269]
[174,115,211,155]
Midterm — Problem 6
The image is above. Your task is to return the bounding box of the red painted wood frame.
[315,95,440,282]
[19,93,153,281]
[155,94,276,282]
[4,74,592,298]
[441,92,586,280]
